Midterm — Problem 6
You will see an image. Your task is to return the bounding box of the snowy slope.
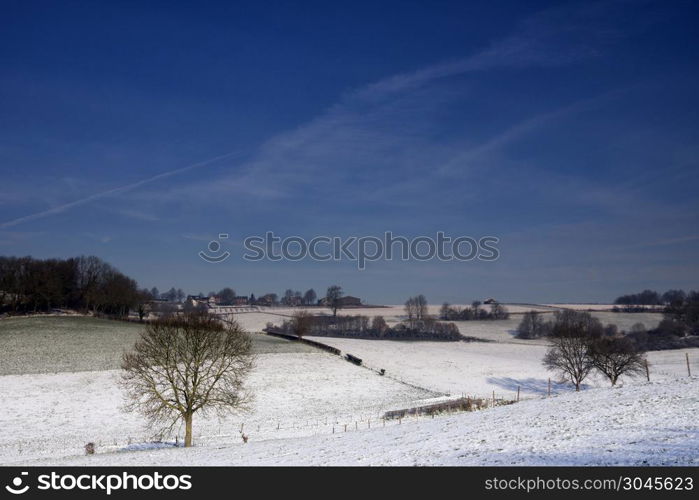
[305,336,698,397]
[0,352,435,464]
[27,377,699,466]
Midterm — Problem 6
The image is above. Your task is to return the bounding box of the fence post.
[492,390,495,407]
[517,386,520,402]
[344,424,347,432]
[548,378,551,397]
[645,359,650,381]
[687,353,692,377]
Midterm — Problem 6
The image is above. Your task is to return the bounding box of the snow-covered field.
[305,336,698,396]
[1,312,695,466]
[230,304,662,335]
[0,351,436,464]
[27,377,699,466]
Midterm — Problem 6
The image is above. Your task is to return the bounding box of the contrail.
[0,150,244,229]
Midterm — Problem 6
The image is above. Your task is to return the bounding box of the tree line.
[439,300,509,321]
[519,292,699,350]
[0,255,146,316]
[613,288,690,306]
[280,311,461,341]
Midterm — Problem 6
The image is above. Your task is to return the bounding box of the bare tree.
[405,295,428,328]
[282,289,295,306]
[542,311,602,391]
[371,315,388,336]
[516,311,547,338]
[164,287,178,302]
[290,310,314,339]
[543,333,593,391]
[489,302,509,320]
[404,297,417,328]
[303,288,317,306]
[326,285,343,318]
[121,313,254,447]
[588,336,646,386]
[415,295,428,320]
[218,287,236,305]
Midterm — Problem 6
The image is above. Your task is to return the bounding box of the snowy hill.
[29,377,698,466]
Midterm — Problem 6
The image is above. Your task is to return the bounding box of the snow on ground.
[306,336,699,398]
[586,311,662,331]
[231,305,662,334]
[544,304,665,312]
[452,312,661,344]
[543,303,620,310]
[0,351,436,465]
[28,377,699,466]
[308,336,554,396]
[2,313,693,466]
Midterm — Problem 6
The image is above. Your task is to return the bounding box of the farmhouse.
[255,294,277,307]
[185,295,210,308]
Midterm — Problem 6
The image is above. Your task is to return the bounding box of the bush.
[516,311,548,339]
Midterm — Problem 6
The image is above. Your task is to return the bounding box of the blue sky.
[1,0,698,304]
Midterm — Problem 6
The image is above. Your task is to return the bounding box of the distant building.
[285,295,303,307]
[147,298,169,304]
[185,295,210,309]
[483,298,497,305]
[256,294,277,307]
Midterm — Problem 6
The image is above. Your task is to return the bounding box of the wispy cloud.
[354,0,623,100]
[0,0,652,227]
[0,150,244,229]
[184,1,638,208]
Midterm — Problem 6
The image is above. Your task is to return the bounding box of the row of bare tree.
[283,309,461,341]
[541,311,647,390]
[0,255,145,316]
[439,301,509,321]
